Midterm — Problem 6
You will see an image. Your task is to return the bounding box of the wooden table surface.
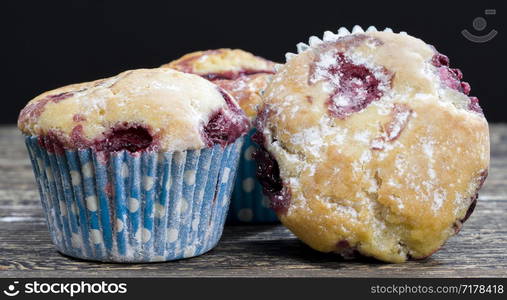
[0,125,506,278]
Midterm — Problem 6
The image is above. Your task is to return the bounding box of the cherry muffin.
[19,68,248,262]
[254,26,489,262]
[163,49,279,223]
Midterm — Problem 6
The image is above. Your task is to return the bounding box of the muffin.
[253,26,489,262]
[162,49,279,223]
[18,68,249,262]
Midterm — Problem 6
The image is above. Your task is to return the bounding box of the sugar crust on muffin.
[18,68,249,152]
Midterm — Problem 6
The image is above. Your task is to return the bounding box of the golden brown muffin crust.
[162,49,277,120]
[258,29,489,262]
[18,68,247,152]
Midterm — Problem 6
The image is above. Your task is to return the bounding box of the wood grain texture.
[0,125,506,278]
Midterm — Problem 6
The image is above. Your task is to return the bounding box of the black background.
[2,0,506,123]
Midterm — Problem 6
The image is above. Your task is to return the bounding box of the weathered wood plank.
[0,125,506,277]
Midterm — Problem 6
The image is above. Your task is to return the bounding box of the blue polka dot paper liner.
[24,136,243,262]
[227,129,278,223]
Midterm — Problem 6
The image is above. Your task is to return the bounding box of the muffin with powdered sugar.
[253,26,489,262]
[19,68,248,262]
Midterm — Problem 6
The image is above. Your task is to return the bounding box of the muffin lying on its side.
[254,27,489,262]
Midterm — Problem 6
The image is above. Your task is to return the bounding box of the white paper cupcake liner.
[284,25,400,63]
[25,136,243,262]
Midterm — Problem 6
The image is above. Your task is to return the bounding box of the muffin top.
[18,68,249,152]
[161,49,276,120]
[255,27,489,262]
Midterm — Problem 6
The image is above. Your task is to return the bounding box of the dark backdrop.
[2,0,506,123]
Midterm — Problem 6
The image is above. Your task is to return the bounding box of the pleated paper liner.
[284,25,399,62]
[227,129,278,223]
[25,136,243,262]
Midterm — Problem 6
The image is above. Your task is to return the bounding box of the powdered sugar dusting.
[386,105,412,141]
[432,189,446,212]
[310,49,341,86]
[290,127,324,156]
[422,139,434,158]
[354,130,371,144]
